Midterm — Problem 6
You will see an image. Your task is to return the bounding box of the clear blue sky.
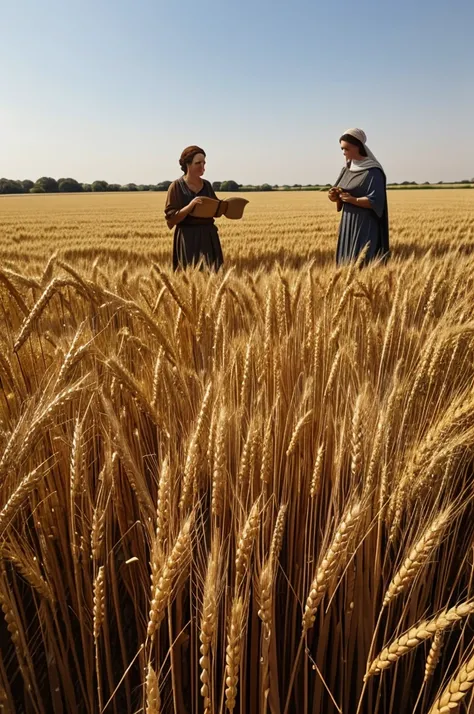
[1,0,473,185]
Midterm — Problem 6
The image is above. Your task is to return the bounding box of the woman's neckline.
[182,176,204,194]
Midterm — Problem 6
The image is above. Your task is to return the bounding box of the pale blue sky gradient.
[1,0,473,185]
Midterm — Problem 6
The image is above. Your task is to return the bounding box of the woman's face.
[188,153,206,177]
[340,140,362,162]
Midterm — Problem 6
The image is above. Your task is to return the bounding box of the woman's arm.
[340,194,372,208]
[164,181,203,228]
[173,198,203,224]
[340,170,386,214]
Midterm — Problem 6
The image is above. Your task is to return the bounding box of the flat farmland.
[1,189,473,269]
[1,189,474,714]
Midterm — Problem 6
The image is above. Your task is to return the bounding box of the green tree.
[82,183,92,192]
[212,181,222,191]
[0,178,24,194]
[107,184,121,192]
[156,181,172,191]
[58,178,82,193]
[220,180,239,191]
[21,180,34,192]
[91,180,109,192]
[35,176,58,192]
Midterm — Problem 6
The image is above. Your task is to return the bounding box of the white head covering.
[342,128,384,174]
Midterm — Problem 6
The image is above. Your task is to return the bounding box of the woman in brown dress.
[165,145,224,271]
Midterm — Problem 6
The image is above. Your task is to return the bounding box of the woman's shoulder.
[167,178,186,197]
[367,167,387,184]
[367,166,386,177]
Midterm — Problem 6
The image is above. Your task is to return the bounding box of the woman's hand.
[328,187,339,202]
[339,192,356,204]
[187,197,203,213]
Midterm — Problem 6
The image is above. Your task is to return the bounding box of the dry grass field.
[1,190,474,714]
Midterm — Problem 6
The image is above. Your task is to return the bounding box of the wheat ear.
[235,499,261,590]
[427,649,474,713]
[366,600,474,679]
[200,543,219,714]
[383,509,450,606]
[310,444,324,498]
[147,514,193,639]
[424,630,445,682]
[0,464,47,535]
[257,558,275,641]
[270,504,288,562]
[225,596,245,711]
[286,409,313,458]
[303,502,362,633]
[93,566,105,641]
[212,408,227,519]
[145,663,161,714]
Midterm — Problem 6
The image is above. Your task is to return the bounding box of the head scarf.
[342,128,384,174]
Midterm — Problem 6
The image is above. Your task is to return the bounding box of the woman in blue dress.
[328,128,389,265]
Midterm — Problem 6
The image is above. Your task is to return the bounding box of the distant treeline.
[0,176,473,195]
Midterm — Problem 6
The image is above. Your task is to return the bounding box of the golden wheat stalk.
[145,663,161,714]
[235,498,261,590]
[147,514,193,639]
[427,649,474,713]
[257,558,274,641]
[286,409,313,458]
[424,630,445,682]
[180,383,213,512]
[310,444,324,498]
[93,566,105,641]
[225,596,245,711]
[383,509,450,606]
[212,407,227,519]
[270,504,287,562]
[303,502,362,633]
[0,464,47,534]
[200,543,219,714]
[14,278,68,351]
[366,600,474,679]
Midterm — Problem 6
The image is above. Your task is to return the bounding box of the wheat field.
[1,190,474,714]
